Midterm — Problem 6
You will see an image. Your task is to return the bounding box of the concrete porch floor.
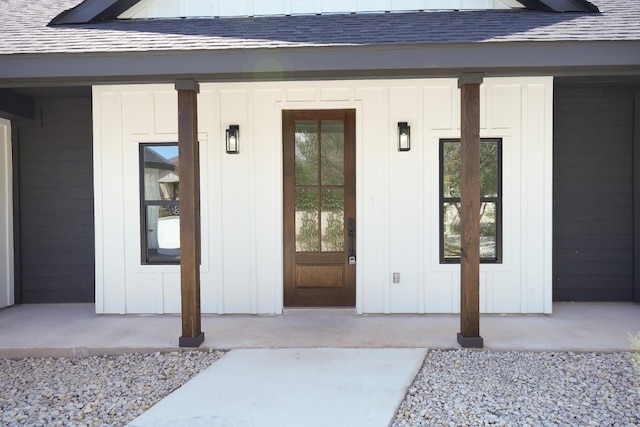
[0,302,639,358]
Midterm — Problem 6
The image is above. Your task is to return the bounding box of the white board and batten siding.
[119,0,518,19]
[0,118,14,308]
[93,77,553,315]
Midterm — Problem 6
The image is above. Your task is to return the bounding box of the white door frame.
[0,117,14,308]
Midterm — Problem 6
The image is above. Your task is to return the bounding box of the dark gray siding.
[14,96,94,303]
[553,81,636,301]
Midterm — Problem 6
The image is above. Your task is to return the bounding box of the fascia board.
[0,41,638,84]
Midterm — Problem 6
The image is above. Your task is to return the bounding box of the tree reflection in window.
[440,138,502,263]
[294,121,345,253]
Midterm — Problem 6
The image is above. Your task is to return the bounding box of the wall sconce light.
[226,125,239,154]
[398,122,410,152]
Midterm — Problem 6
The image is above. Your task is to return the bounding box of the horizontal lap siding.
[553,84,635,302]
[16,98,95,303]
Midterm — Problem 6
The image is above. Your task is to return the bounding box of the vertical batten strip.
[520,84,529,313]
[0,119,13,308]
[634,93,640,303]
[248,91,258,314]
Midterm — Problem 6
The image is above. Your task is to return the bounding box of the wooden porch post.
[457,73,484,349]
[176,79,204,348]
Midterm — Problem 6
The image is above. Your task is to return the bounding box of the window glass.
[442,201,497,259]
[442,201,461,258]
[141,144,180,263]
[440,139,501,263]
[143,145,179,200]
[480,143,499,198]
[441,141,499,198]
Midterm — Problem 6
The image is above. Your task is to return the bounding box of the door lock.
[348,218,356,265]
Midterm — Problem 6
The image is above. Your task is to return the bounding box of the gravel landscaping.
[393,350,640,426]
[1,348,639,426]
[0,350,224,427]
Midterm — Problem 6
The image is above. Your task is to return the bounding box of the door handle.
[348,218,356,264]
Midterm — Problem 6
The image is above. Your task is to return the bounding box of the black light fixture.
[398,122,410,152]
[226,125,239,154]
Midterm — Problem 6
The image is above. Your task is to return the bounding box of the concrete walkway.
[126,348,427,427]
[1,302,639,427]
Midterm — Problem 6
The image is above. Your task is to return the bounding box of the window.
[140,143,180,264]
[440,138,502,263]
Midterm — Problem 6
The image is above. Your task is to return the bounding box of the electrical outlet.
[393,272,400,283]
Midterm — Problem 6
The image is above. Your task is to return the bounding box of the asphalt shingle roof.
[1,0,639,56]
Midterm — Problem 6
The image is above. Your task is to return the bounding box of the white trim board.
[0,118,14,308]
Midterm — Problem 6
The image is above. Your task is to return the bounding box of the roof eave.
[0,40,638,86]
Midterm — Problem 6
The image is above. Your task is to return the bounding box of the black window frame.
[439,137,503,264]
[139,142,180,265]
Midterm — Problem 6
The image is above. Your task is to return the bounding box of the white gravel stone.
[3,348,638,426]
[392,350,640,427]
[0,350,224,427]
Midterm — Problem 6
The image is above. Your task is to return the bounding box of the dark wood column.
[176,79,204,348]
[457,74,484,349]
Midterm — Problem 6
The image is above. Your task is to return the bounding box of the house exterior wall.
[13,98,95,303]
[119,0,513,19]
[553,82,638,301]
[0,117,14,308]
[92,77,553,315]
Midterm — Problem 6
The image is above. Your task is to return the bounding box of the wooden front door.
[283,110,356,307]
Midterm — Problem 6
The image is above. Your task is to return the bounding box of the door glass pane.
[143,145,179,201]
[295,121,319,186]
[480,201,497,259]
[321,121,344,186]
[146,205,180,261]
[442,202,461,259]
[295,188,319,252]
[321,189,344,252]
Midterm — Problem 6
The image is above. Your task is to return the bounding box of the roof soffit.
[518,0,599,12]
[51,0,140,25]
[49,0,600,25]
